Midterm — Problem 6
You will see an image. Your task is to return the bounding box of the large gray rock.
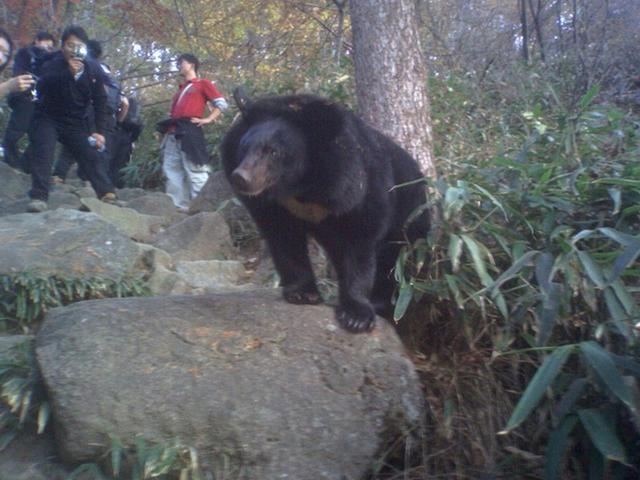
[175,259,248,289]
[0,162,30,202]
[81,198,165,243]
[115,188,147,202]
[126,191,177,217]
[0,209,143,279]
[36,290,424,479]
[0,192,83,217]
[190,171,256,240]
[189,170,237,214]
[153,211,237,261]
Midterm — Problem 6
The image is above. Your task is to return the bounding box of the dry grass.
[373,300,547,480]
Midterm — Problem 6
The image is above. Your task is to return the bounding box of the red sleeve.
[200,79,224,101]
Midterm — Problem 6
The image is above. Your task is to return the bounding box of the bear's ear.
[298,100,344,143]
[233,86,253,115]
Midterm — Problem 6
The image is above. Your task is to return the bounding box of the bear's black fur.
[221,94,429,332]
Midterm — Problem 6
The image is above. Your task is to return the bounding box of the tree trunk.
[555,0,564,54]
[527,0,546,62]
[520,0,530,62]
[333,0,346,67]
[349,0,436,179]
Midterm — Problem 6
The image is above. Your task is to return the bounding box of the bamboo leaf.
[553,378,588,423]
[607,241,640,285]
[572,229,595,244]
[607,188,622,215]
[37,401,50,434]
[488,250,539,296]
[111,436,124,477]
[460,234,493,287]
[545,415,578,480]
[610,352,640,377]
[471,183,508,220]
[610,279,638,317]
[603,288,632,339]
[500,344,574,434]
[593,178,640,188]
[537,283,562,347]
[445,274,465,310]
[535,251,554,294]
[577,408,628,464]
[0,431,17,452]
[448,234,463,273]
[393,284,413,321]
[577,251,606,288]
[443,185,467,221]
[580,341,633,408]
[578,84,600,110]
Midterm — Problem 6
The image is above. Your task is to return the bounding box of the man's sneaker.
[101,192,118,204]
[26,200,48,213]
[50,176,64,185]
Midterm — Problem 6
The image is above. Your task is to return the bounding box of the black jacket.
[157,118,210,166]
[35,52,108,134]
[9,45,52,106]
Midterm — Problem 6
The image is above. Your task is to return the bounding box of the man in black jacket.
[2,31,54,171]
[26,25,116,213]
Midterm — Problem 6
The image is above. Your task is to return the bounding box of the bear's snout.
[230,167,253,193]
[230,158,271,196]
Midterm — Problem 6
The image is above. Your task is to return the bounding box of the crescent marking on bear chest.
[277,197,330,224]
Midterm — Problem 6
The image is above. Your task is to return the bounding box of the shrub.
[395,73,640,477]
[0,273,149,333]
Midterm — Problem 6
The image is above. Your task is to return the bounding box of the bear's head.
[229,118,306,197]
[228,96,344,199]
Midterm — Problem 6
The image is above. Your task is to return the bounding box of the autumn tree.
[349,0,436,178]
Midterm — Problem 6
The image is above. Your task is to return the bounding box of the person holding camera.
[0,29,36,99]
[25,25,116,213]
[2,31,55,171]
[51,39,128,186]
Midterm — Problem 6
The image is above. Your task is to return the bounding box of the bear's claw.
[283,290,323,305]
[336,305,376,333]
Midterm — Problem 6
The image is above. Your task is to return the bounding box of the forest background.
[1,1,640,478]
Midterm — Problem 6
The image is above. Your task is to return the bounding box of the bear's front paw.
[336,302,376,333]
[283,288,323,305]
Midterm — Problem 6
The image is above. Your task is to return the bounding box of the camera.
[29,74,39,102]
[71,43,87,60]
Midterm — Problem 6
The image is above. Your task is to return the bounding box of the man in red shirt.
[161,53,227,211]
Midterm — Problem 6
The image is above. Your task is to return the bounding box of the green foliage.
[68,436,203,480]
[398,71,640,477]
[120,104,166,190]
[0,272,149,333]
[0,340,49,451]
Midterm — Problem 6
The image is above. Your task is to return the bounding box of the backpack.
[120,97,144,140]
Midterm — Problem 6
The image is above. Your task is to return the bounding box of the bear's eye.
[263,147,278,158]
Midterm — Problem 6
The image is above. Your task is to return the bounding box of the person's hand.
[68,58,84,77]
[90,133,105,150]
[8,74,35,93]
[190,117,212,127]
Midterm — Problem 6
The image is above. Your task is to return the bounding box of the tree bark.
[520,0,530,62]
[333,0,346,67]
[527,0,546,62]
[349,0,436,179]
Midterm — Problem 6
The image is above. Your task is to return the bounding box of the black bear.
[221,93,429,332]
